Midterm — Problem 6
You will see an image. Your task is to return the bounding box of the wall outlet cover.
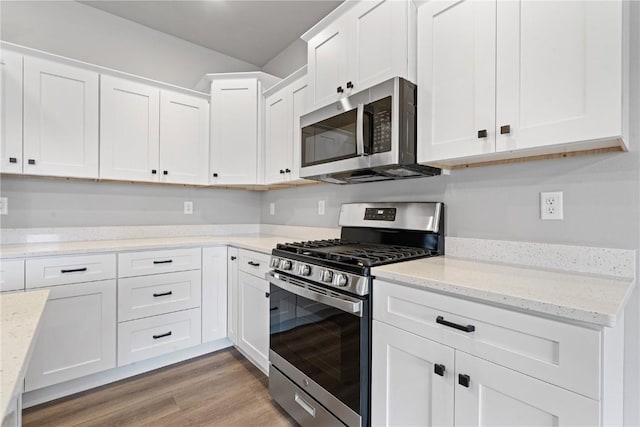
[540,192,563,220]
[184,201,193,215]
[269,202,275,216]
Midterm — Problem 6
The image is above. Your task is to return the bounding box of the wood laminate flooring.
[23,348,298,427]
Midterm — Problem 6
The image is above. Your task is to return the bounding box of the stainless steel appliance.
[267,202,445,427]
[299,77,441,184]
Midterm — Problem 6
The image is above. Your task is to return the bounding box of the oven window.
[301,108,358,167]
[269,284,362,413]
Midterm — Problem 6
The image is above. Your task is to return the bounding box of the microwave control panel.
[370,96,392,154]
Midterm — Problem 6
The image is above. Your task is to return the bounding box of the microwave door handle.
[266,272,363,317]
[356,103,367,157]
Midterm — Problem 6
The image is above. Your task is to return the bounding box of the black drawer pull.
[285,168,291,173]
[230,256,237,261]
[270,306,279,311]
[61,267,87,273]
[500,124,511,135]
[477,129,487,138]
[280,169,285,174]
[213,173,218,177]
[337,86,344,93]
[28,159,36,165]
[153,291,173,298]
[458,374,470,388]
[9,157,17,163]
[151,169,157,174]
[265,292,270,298]
[436,316,475,333]
[434,364,446,377]
[346,81,353,89]
[153,331,172,339]
[247,261,260,267]
[153,260,173,264]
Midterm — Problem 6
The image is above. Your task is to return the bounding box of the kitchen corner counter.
[372,256,635,327]
[1,289,49,420]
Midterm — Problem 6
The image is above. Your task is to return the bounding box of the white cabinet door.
[417,0,496,163]
[100,75,160,182]
[25,280,116,391]
[307,21,348,110]
[347,0,412,93]
[23,56,99,178]
[0,49,23,174]
[202,246,228,343]
[496,0,623,153]
[210,79,258,185]
[237,271,269,373]
[264,87,291,184]
[290,76,308,182]
[454,351,599,427]
[227,247,239,344]
[159,90,209,185]
[372,321,454,427]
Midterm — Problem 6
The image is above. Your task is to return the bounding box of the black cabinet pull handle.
[279,169,285,174]
[61,267,87,274]
[153,331,172,339]
[265,292,270,298]
[477,129,487,138]
[9,157,17,163]
[434,364,446,377]
[270,306,279,311]
[151,169,157,174]
[500,125,511,135]
[337,86,344,93]
[248,261,260,267]
[285,168,291,173]
[436,316,475,333]
[28,159,36,165]
[153,291,173,297]
[163,170,168,175]
[213,173,218,177]
[346,81,353,89]
[230,256,237,261]
[458,374,470,388]
[153,260,173,264]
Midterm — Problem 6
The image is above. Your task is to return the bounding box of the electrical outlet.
[540,192,563,220]
[184,201,193,215]
[0,197,7,215]
[318,200,326,215]
[269,202,275,216]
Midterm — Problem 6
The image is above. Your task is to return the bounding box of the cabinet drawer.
[118,270,201,322]
[26,254,116,288]
[238,249,271,279]
[373,280,601,399]
[118,308,202,365]
[118,248,201,278]
[1,259,24,292]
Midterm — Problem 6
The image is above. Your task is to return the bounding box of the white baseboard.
[23,338,232,409]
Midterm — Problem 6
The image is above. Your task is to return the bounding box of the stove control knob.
[335,273,348,287]
[300,264,312,276]
[321,270,334,283]
[280,260,292,271]
[270,258,280,268]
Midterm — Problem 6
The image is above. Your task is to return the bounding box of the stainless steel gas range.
[266,202,445,427]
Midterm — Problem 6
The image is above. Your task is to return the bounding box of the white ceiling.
[80,0,342,67]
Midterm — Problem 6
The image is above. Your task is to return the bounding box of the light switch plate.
[184,201,193,215]
[269,203,275,216]
[0,197,7,215]
[318,200,325,215]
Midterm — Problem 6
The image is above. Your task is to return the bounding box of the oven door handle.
[266,272,363,317]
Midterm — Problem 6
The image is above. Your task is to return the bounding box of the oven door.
[267,271,369,427]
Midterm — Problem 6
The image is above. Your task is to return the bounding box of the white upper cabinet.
[100,75,160,182]
[304,0,416,111]
[495,0,623,153]
[0,49,23,174]
[264,71,308,185]
[23,56,99,178]
[159,90,210,185]
[418,0,625,166]
[210,78,258,185]
[417,0,497,162]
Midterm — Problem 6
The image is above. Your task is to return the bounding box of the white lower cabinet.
[237,270,270,374]
[227,247,240,344]
[25,280,117,391]
[118,308,202,366]
[202,247,228,343]
[372,321,454,427]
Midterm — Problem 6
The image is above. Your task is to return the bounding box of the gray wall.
[0,176,261,228]
[262,39,307,78]
[0,1,259,88]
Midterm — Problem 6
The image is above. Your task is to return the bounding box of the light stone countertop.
[0,234,311,259]
[372,256,635,327]
[1,290,49,419]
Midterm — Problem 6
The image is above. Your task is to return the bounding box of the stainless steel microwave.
[299,77,440,184]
